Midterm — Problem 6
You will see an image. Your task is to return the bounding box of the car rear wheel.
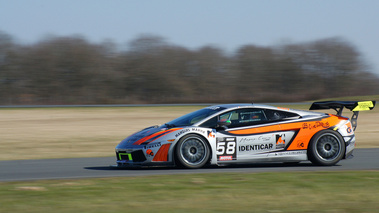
[175,134,210,169]
[308,130,345,166]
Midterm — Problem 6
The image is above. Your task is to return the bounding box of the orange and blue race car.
[115,101,375,168]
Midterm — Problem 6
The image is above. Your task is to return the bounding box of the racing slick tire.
[175,134,210,169]
[308,130,345,166]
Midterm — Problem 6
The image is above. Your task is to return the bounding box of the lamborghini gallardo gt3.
[115,101,375,168]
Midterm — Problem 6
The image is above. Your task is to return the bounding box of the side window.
[199,110,240,128]
[199,108,299,129]
[264,109,300,121]
[219,111,238,122]
[238,109,267,123]
[220,108,268,128]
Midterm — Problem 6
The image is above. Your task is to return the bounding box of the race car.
[115,101,375,168]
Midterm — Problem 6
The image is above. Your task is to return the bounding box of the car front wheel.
[175,134,210,169]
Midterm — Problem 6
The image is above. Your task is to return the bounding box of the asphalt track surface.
[1,148,378,182]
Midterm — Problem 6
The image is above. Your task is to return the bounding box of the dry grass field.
[1,105,378,161]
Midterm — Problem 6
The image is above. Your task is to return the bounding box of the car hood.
[116,126,182,148]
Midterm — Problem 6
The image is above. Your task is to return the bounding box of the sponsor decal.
[191,128,205,134]
[274,151,306,156]
[146,149,154,156]
[175,129,190,137]
[259,136,272,142]
[275,134,286,149]
[297,141,305,148]
[302,121,330,130]
[239,135,272,144]
[207,130,216,138]
[239,143,273,151]
[239,137,256,143]
[219,156,233,161]
[353,101,375,111]
[144,142,161,149]
[174,128,206,137]
[216,137,237,161]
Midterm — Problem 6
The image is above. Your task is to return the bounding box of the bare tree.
[0,31,377,105]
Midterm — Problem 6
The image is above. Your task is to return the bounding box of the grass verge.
[1,171,378,213]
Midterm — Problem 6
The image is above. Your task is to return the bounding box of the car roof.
[211,103,323,117]
[212,103,277,110]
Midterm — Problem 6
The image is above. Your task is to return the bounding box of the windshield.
[164,106,226,127]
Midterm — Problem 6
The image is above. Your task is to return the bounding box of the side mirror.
[217,119,231,130]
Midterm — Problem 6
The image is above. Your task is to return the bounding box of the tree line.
[0,31,378,105]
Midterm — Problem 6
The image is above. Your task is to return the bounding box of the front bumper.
[115,147,174,168]
[116,149,147,167]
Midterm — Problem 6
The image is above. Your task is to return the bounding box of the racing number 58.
[216,141,236,155]
[216,137,237,161]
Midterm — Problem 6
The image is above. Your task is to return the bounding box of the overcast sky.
[1,0,379,75]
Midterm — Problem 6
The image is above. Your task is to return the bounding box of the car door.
[214,108,297,163]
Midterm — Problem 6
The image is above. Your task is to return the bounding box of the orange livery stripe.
[229,114,342,151]
[152,144,171,162]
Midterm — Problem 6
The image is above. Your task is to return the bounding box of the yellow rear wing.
[310,101,375,115]
[351,101,376,111]
[310,101,376,130]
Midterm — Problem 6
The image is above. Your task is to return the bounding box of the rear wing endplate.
[309,101,376,130]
